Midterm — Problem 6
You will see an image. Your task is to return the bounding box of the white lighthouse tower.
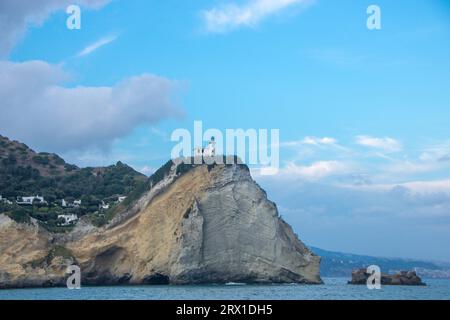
[203,137,216,157]
[194,137,216,157]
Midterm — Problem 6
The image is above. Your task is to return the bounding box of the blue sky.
[1,0,450,260]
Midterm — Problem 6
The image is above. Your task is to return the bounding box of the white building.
[67,199,81,207]
[58,214,78,226]
[17,195,46,205]
[61,199,67,207]
[0,195,12,205]
[100,201,110,210]
[118,196,126,203]
[194,137,216,157]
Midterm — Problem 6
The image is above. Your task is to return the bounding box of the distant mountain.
[311,247,450,279]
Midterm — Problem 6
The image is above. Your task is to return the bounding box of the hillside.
[0,135,146,200]
[0,134,147,230]
[311,247,450,279]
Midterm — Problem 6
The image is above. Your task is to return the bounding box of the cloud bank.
[0,60,182,152]
[259,178,450,260]
[202,0,313,33]
[253,134,450,259]
[0,0,110,57]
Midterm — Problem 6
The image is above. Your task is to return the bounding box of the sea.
[0,278,449,300]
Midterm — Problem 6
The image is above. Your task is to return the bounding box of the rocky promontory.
[0,160,322,288]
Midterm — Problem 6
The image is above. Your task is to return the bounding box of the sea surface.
[0,278,449,300]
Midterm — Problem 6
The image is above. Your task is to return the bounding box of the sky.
[1,0,450,260]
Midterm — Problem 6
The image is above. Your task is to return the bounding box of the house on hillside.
[58,214,78,226]
[17,195,47,205]
[100,201,110,210]
[67,199,81,208]
[0,195,13,205]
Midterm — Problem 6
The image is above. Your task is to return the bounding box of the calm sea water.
[0,278,449,300]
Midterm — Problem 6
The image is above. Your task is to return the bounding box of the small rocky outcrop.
[348,268,426,286]
[0,161,322,288]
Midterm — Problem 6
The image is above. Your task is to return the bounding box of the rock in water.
[0,162,322,288]
[348,268,426,286]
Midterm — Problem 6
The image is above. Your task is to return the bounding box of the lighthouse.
[203,137,216,157]
[194,137,216,157]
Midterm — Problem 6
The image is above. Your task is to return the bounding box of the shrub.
[5,208,30,224]
[32,155,49,165]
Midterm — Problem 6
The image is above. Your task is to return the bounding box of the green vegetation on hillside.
[3,206,31,224]
[0,159,146,202]
[0,134,147,231]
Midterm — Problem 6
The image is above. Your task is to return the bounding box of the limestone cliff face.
[0,162,321,288]
[0,215,73,288]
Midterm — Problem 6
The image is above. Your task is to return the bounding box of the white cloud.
[277,136,450,186]
[0,60,183,152]
[302,136,336,146]
[339,179,450,195]
[139,166,155,176]
[419,141,450,162]
[282,161,349,181]
[202,0,313,33]
[0,0,110,57]
[78,35,117,57]
[282,136,337,147]
[402,180,450,195]
[356,135,402,152]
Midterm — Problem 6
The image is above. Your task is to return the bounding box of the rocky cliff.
[0,161,321,288]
